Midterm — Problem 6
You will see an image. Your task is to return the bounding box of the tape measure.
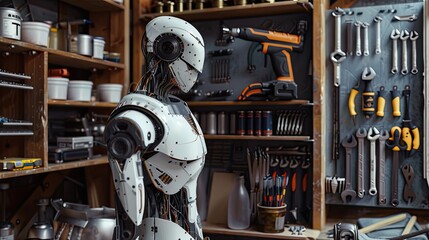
[0,158,42,171]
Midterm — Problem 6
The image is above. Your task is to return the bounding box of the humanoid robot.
[103,16,206,240]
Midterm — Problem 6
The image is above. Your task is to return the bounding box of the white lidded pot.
[68,80,93,101]
[97,83,123,103]
[48,77,69,100]
[21,21,50,47]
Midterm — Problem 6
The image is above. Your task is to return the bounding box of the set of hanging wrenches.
[333,126,417,207]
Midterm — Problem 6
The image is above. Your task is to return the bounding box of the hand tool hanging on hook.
[402,85,420,155]
[378,129,389,205]
[367,127,380,196]
[356,127,367,199]
[391,85,401,117]
[401,164,416,204]
[386,126,407,207]
[410,31,419,75]
[391,29,400,74]
[347,67,376,121]
[376,86,387,118]
[400,30,410,75]
[341,135,357,203]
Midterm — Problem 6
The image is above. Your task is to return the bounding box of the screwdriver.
[348,81,359,123]
[391,85,401,117]
[376,86,387,117]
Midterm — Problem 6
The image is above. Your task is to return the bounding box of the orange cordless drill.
[223,21,306,100]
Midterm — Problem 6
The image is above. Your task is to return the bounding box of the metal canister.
[0,7,21,40]
[262,110,273,136]
[77,34,93,56]
[229,112,236,135]
[0,223,14,240]
[206,112,217,135]
[217,111,227,135]
[254,110,262,136]
[246,110,254,135]
[236,110,245,135]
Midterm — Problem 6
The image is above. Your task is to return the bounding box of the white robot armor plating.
[104,16,206,240]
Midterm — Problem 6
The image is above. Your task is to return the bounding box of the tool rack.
[325,2,427,210]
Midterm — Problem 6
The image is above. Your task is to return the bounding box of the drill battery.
[0,158,42,171]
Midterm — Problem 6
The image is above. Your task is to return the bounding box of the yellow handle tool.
[411,128,420,150]
[348,86,359,117]
[376,86,387,117]
[391,85,401,117]
[402,127,412,151]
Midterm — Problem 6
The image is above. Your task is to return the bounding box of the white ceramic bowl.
[21,21,50,47]
[48,77,69,100]
[68,80,93,101]
[97,84,123,103]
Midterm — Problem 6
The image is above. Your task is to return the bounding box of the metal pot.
[0,7,22,40]
[51,199,115,240]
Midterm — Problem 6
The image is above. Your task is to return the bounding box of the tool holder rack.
[325,2,427,209]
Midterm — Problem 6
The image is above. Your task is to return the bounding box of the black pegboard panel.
[181,13,313,102]
[325,2,428,209]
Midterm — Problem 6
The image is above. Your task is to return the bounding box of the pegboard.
[325,2,428,209]
[177,13,313,102]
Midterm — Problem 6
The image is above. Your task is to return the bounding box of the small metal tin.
[206,111,217,135]
[262,110,273,136]
[246,110,254,135]
[217,111,227,135]
[236,110,245,135]
[254,110,262,136]
[77,34,93,56]
[0,7,22,40]
[229,112,236,135]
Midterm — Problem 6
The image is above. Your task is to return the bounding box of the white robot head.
[144,16,205,93]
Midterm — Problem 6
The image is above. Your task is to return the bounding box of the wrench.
[362,22,369,56]
[367,127,380,196]
[374,16,382,54]
[355,21,362,56]
[402,164,416,204]
[394,14,417,22]
[341,135,357,203]
[331,8,346,87]
[390,29,400,74]
[356,127,367,198]
[410,31,419,75]
[400,30,410,75]
[378,129,389,205]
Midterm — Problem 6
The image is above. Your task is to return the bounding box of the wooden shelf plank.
[0,37,125,70]
[203,222,320,240]
[204,135,311,141]
[0,156,108,179]
[48,99,118,108]
[140,1,311,21]
[187,100,311,107]
[61,0,124,11]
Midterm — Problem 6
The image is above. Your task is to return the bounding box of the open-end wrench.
[400,30,410,75]
[402,164,416,204]
[341,135,357,203]
[394,14,417,22]
[362,22,369,56]
[374,16,382,54]
[356,127,367,198]
[355,21,362,56]
[331,8,346,87]
[378,129,389,205]
[386,126,407,207]
[367,127,380,196]
[410,31,419,75]
[391,29,400,74]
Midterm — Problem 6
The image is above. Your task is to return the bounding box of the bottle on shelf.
[227,174,251,230]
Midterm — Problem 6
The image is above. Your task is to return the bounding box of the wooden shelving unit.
[48,99,118,108]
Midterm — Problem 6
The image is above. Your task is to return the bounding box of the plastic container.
[68,80,93,101]
[0,7,22,40]
[256,203,286,233]
[227,175,251,230]
[77,34,93,56]
[49,27,58,49]
[48,77,69,100]
[93,37,105,59]
[21,21,50,47]
[97,84,123,103]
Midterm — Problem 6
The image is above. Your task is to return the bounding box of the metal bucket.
[0,7,22,40]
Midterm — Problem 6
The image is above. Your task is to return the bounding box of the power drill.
[223,21,306,100]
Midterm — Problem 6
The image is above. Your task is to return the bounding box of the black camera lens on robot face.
[107,132,136,161]
[153,33,184,62]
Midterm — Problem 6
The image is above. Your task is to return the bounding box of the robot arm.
[104,108,157,239]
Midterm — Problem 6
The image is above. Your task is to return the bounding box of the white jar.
[68,80,93,101]
[97,84,123,103]
[93,37,105,59]
[22,21,51,47]
[48,77,69,100]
